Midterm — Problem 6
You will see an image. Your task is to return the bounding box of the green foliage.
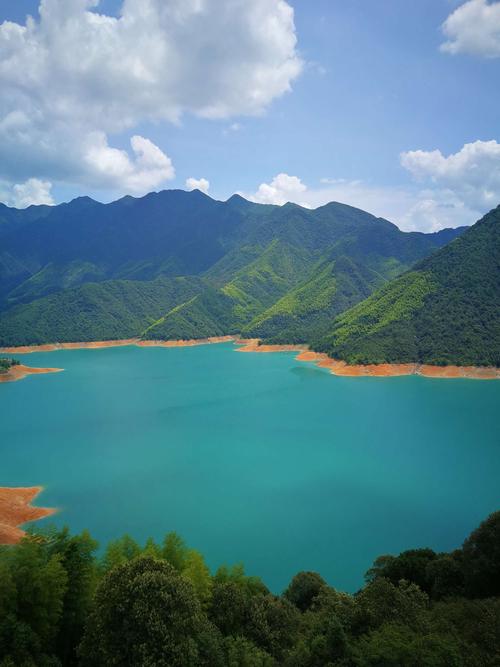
[1,512,500,665]
[144,286,238,340]
[223,635,274,666]
[314,271,437,363]
[162,531,188,571]
[462,511,500,598]
[183,549,213,607]
[0,358,19,373]
[365,548,438,594]
[0,276,203,346]
[283,572,327,612]
[79,557,223,666]
[352,623,462,667]
[0,191,464,351]
[315,207,500,366]
[100,534,141,573]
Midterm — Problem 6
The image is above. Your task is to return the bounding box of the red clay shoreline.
[0,487,56,545]
[1,335,498,379]
[0,336,235,354]
[0,364,63,383]
[234,339,500,379]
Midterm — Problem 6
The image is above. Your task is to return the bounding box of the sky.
[0,0,499,231]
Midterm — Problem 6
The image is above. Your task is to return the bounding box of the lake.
[1,342,499,592]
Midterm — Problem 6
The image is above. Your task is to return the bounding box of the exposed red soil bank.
[235,340,499,379]
[136,336,236,348]
[0,336,236,355]
[294,350,500,379]
[0,364,63,383]
[234,338,305,353]
[1,337,497,379]
[0,487,56,545]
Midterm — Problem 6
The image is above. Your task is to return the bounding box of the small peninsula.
[0,356,63,383]
[0,487,55,544]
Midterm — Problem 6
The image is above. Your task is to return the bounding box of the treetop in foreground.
[1,511,500,665]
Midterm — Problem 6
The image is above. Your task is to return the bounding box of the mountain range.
[2,188,496,368]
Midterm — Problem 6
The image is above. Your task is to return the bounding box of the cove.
[1,342,499,593]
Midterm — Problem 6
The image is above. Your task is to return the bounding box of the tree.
[283,572,327,612]
[209,581,249,636]
[365,549,437,593]
[462,511,500,598]
[353,578,428,634]
[143,536,161,559]
[214,563,268,597]
[162,531,188,571]
[48,528,98,665]
[183,549,213,607]
[0,537,68,665]
[100,534,141,572]
[425,554,464,600]
[246,594,300,661]
[223,636,274,667]
[353,623,462,667]
[79,557,222,666]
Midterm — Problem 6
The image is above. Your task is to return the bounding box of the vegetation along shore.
[1,336,498,381]
[0,511,499,665]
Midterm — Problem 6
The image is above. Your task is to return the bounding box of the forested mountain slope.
[0,189,465,346]
[314,206,500,366]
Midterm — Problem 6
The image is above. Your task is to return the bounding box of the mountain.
[314,206,500,367]
[0,189,466,347]
[0,277,204,347]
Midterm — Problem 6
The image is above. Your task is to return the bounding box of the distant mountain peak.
[67,195,100,207]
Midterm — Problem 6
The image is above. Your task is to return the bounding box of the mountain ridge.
[0,189,469,351]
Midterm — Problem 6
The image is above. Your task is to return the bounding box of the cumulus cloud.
[1,178,54,208]
[83,134,175,193]
[0,0,301,197]
[242,140,500,232]
[241,172,481,233]
[244,173,308,206]
[441,0,500,57]
[185,177,210,194]
[401,140,500,211]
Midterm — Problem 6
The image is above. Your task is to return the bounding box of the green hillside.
[0,190,466,348]
[0,277,203,346]
[315,206,500,366]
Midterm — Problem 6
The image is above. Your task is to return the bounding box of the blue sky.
[1,0,499,230]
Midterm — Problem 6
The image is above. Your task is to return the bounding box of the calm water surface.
[1,343,499,592]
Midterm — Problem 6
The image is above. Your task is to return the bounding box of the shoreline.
[235,340,500,379]
[0,364,63,383]
[0,335,236,355]
[0,487,56,545]
[1,336,498,380]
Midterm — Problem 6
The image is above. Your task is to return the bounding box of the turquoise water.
[1,343,499,592]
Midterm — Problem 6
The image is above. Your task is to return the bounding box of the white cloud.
[241,172,481,233]
[0,0,301,196]
[441,0,500,57]
[1,178,54,208]
[84,134,175,193]
[185,177,210,194]
[401,140,500,211]
[244,173,308,206]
